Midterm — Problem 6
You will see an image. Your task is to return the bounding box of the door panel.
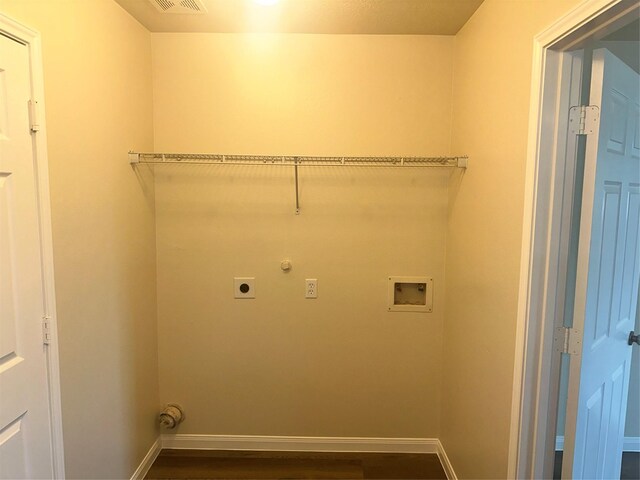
[0,415,26,480]
[578,384,605,476]
[606,89,628,155]
[0,172,18,360]
[0,33,54,479]
[632,106,640,157]
[563,48,640,480]
[603,363,626,474]
[591,181,621,345]
[619,185,640,322]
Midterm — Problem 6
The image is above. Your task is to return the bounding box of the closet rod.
[128,152,468,169]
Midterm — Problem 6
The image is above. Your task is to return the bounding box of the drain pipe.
[159,404,184,429]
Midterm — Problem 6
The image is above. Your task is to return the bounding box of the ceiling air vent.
[147,0,208,14]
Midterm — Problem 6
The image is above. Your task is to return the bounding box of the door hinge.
[555,326,581,355]
[28,99,40,133]
[569,105,599,135]
[42,315,51,345]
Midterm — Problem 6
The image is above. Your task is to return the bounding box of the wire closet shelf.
[128,152,468,169]
[129,151,468,215]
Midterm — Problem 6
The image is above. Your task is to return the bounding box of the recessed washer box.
[234,277,255,299]
[387,276,433,313]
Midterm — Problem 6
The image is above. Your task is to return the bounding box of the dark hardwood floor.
[553,451,640,479]
[145,450,447,479]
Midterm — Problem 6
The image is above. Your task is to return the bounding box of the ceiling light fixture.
[253,0,279,6]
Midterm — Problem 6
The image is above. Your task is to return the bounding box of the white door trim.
[0,13,65,479]
[509,0,639,478]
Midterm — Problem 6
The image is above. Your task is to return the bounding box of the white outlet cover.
[305,278,318,299]
[234,277,255,299]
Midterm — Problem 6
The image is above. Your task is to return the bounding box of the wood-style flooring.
[553,451,640,479]
[144,450,447,479]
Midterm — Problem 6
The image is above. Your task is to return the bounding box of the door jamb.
[0,13,65,479]
[509,0,640,478]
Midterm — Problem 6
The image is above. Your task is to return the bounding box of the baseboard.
[130,437,162,480]
[436,439,458,480]
[624,436,640,452]
[556,435,639,452]
[161,434,438,454]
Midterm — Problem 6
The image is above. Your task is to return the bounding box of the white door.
[563,48,640,479]
[0,33,55,478]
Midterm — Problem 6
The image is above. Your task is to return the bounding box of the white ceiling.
[114,0,485,35]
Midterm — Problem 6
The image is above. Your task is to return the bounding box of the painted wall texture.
[152,33,454,438]
[3,1,637,479]
[442,1,589,478]
[0,1,159,478]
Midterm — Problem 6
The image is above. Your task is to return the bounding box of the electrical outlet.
[234,277,255,299]
[305,279,318,299]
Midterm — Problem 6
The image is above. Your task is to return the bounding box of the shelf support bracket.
[294,157,300,215]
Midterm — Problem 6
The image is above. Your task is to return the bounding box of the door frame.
[0,13,65,479]
[509,0,640,478]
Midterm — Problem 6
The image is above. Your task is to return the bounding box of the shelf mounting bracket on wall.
[129,151,468,214]
[293,157,300,215]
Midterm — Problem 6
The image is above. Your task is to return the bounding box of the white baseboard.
[161,434,438,454]
[138,434,457,479]
[556,435,640,452]
[436,439,458,480]
[624,436,640,452]
[130,437,162,480]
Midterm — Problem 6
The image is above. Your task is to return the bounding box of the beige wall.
[152,34,454,156]
[7,2,633,477]
[442,1,583,478]
[152,34,453,437]
[0,1,159,478]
